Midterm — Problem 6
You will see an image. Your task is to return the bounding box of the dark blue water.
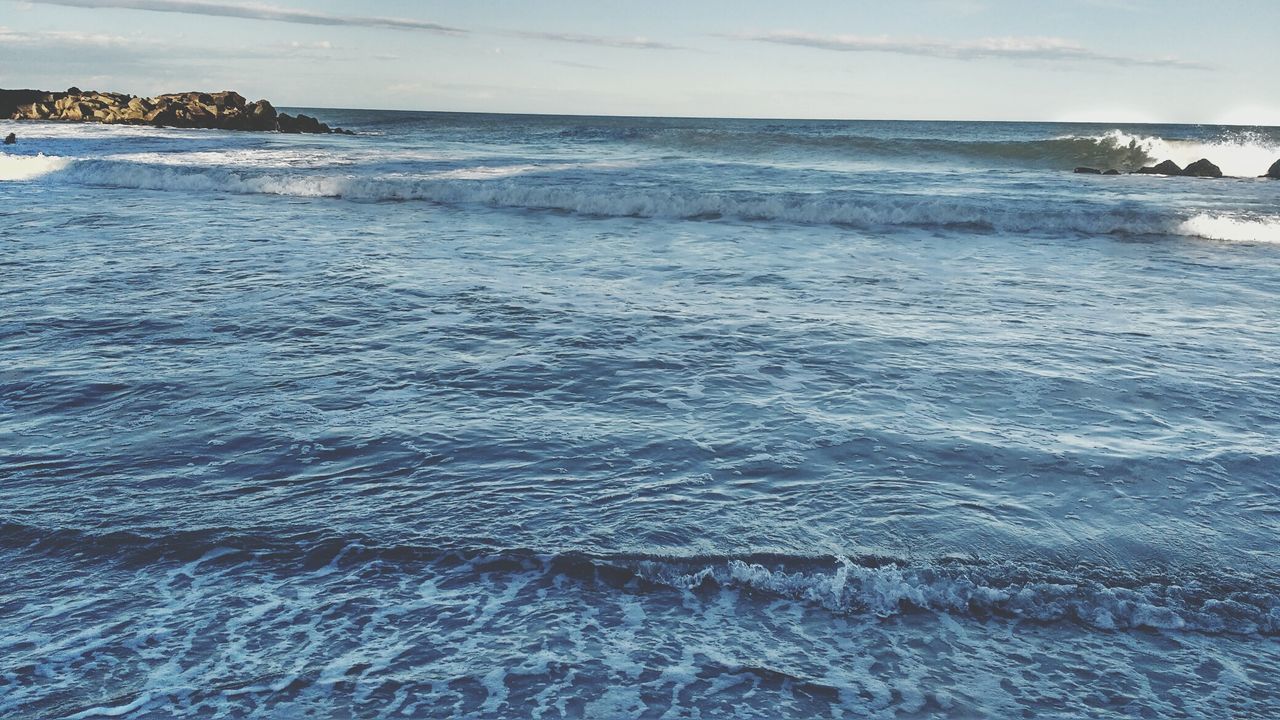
[2,112,1280,718]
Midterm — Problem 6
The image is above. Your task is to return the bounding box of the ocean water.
[2,111,1279,719]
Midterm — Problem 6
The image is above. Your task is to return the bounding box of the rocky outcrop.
[1103,169,1120,175]
[3,132,14,145]
[1074,166,1102,174]
[277,112,352,134]
[1135,160,1183,175]
[5,87,349,134]
[0,89,66,119]
[1268,159,1280,179]
[1181,158,1222,178]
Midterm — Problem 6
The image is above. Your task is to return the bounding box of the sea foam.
[1079,129,1280,177]
[0,153,72,181]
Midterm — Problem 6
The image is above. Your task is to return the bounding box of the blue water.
[2,112,1280,718]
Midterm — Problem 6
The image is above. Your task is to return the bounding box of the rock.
[1267,159,1280,179]
[1074,167,1102,174]
[3,132,14,145]
[3,86,345,133]
[247,99,278,131]
[1,89,65,119]
[1103,169,1120,175]
[1182,158,1222,178]
[277,112,330,134]
[1135,159,1183,175]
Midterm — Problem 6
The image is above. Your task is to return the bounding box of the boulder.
[1,89,64,119]
[1182,158,1222,178]
[3,132,14,145]
[247,99,278,130]
[3,87,345,133]
[1074,166,1102,174]
[1135,159,1183,175]
[1103,169,1120,175]
[212,91,246,110]
[277,112,329,134]
[1267,159,1280,179]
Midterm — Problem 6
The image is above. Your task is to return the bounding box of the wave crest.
[1072,129,1280,176]
[9,152,1280,242]
[638,556,1280,635]
[0,153,71,181]
[30,157,1277,241]
[4,523,1277,636]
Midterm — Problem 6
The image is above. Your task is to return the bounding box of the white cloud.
[0,25,155,47]
[735,30,1210,70]
[25,0,466,34]
[507,30,685,50]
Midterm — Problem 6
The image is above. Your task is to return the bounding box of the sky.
[1,0,1277,123]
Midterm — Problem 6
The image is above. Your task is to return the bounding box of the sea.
[2,111,1279,719]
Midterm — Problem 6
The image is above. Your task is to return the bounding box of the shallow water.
[2,113,1279,718]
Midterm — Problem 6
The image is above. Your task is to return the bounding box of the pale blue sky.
[2,0,1277,123]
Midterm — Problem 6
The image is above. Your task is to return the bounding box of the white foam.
[63,692,152,719]
[0,153,72,181]
[1085,129,1280,177]
[638,556,1278,634]
[1178,213,1280,243]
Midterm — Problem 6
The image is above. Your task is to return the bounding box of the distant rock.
[3,132,14,145]
[0,89,66,119]
[3,87,348,134]
[1182,158,1223,178]
[277,112,330,134]
[1074,166,1102,174]
[1135,160,1183,175]
[1268,159,1280,179]
[1103,169,1120,175]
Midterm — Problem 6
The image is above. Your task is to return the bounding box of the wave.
[639,129,1159,171]
[593,126,1280,175]
[1180,213,1280,243]
[10,154,1280,242]
[3,522,1277,636]
[1081,129,1280,178]
[0,153,71,181]
[637,555,1280,636]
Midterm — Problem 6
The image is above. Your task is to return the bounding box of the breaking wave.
[638,555,1280,635]
[4,523,1277,636]
[638,129,1160,170]
[1062,129,1280,177]
[574,126,1280,174]
[1180,213,1280,243]
[10,155,1280,242]
[0,152,71,181]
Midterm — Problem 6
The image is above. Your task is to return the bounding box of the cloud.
[507,30,685,50]
[25,0,466,34]
[735,31,1210,70]
[0,25,157,47]
[554,60,606,71]
[20,1,691,51]
[0,25,345,64]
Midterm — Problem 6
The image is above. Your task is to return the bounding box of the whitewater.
[2,111,1280,719]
